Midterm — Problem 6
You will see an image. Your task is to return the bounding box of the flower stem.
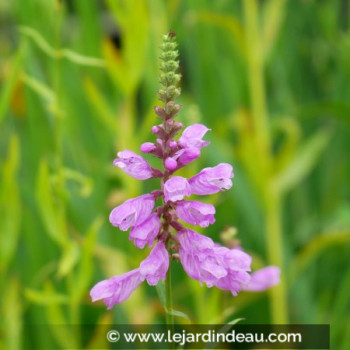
[165,260,174,325]
[243,0,288,324]
[165,261,175,350]
[156,30,180,340]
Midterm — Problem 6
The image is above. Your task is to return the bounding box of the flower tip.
[243,266,281,292]
[165,157,177,170]
[140,142,156,153]
[168,29,176,38]
[151,125,160,134]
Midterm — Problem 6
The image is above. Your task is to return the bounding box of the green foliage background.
[0,0,350,349]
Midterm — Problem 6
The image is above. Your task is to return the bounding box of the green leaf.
[35,160,67,246]
[105,0,150,95]
[204,319,245,349]
[0,135,21,275]
[24,288,69,305]
[19,26,105,67]
[72,217,102,303]
[84,77,116,131]
[262,0,287,60]
[291,230,350,281]
[274,129,330,194]
[190,12,245,55]
[155,279,167,308]
[227,318,245,325]
[0,42,23,126]
[43,282,77,348]
[2,278,22,350]
[156,280,191,322]
[57,240,80,278]
[167,309,191,322]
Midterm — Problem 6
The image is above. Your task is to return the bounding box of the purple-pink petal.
[242,266,280,292]
[140,242,169,285]
[175,147,201,166]
[90,269,143,309]
[113,150,153,180]
[179,124,210,149]
[222,248,252,272]
[178,229,252,294]
[164,176,191,202]
[176,200,216,227]
[129,213,160,249]
[189,163,234,195]
[177,228,215,252]
[109,194,155,231]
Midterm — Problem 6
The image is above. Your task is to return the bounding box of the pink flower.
[176,200,216,227]
[178,230,252,295]
[91,33,281,310]
[171,124,210,167]
[242,266,281,292]
[90,269,143,309]
[179,124,210,149]
[174,147,201,166]
[189,163,234,195]
[90,242,169,308]
[140,242,169,285]
[211,247,252,295]
[109,194,155,231]
[129,213,161,248]
[164,176,191,202]
[113,150,153,180]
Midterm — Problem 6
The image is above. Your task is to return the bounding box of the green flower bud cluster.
[158,31,181,104]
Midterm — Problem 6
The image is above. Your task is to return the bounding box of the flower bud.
[151,125,160,133]
[165,157,177,170]
[174,122,183,130]
[154,106,167,119]
[169,140,177,148]
[140,142,156,153]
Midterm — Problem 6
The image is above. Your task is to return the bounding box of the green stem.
[243,0,288,324]
[265,188,288,323]
[165,260,175,349]
[165,260,174,325]
[243,0,271,166]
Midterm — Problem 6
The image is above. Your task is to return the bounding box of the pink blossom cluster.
[90,123,280,309]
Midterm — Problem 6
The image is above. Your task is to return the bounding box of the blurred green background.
[1,0,350,349]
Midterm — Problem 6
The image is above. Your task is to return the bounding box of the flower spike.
[91,31,280,309]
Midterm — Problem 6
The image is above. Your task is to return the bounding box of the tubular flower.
[113,150,153,180]
[90,242,169,309]
[178,229,252,295]
[175,200,216,227]
[109,194,155,231]
[179,124,210,149]
[90,269,143,309]
[90,31,280,309]
[164,176,191,202]
[140,242,169,285]
[242,266,281,292]
[129,213,161,249]
[189,163,234,195]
